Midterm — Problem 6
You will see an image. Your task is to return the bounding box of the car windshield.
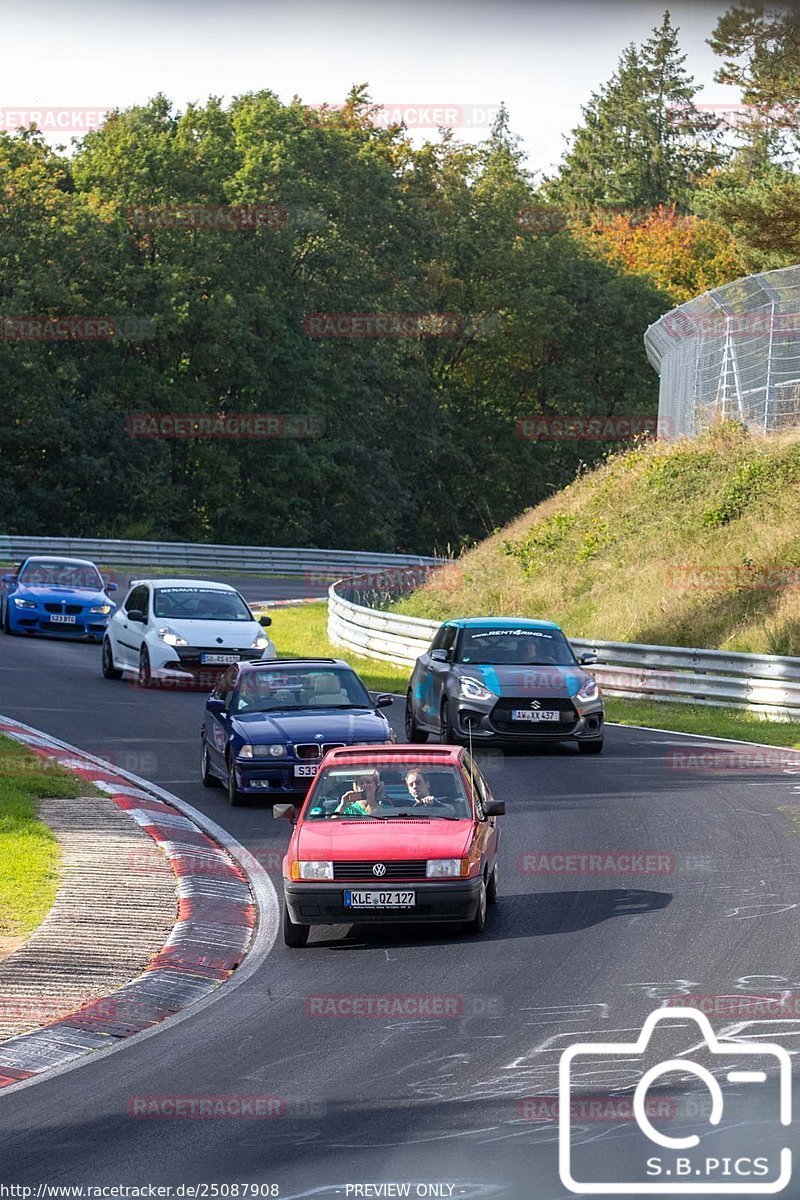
[18,560,104,589]
[233,667,372,713]
[153,587,253,621]
[457,627,576,665]
[304,764,472,820]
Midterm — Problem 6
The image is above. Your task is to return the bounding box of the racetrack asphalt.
[2,587,800,1198]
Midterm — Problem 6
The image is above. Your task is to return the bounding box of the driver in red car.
[404,769,455,815]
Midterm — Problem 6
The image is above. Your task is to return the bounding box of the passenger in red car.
[336,771,386,816]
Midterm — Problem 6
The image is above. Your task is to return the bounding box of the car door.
[431,623,458,728]
[462,752,499,869]
[206,666,238,773]
[115,584,148,668]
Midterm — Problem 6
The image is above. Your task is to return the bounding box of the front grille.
[65,605,82,615]
[333,860,428,881]
[294,742,345,760]
[44,603,61,614]
[174,647,264,666]
[490,697,579,735]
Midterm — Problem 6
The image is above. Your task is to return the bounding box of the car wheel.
[404,692,429,743]
[578,737,604,755]
[464,878,487,935]
[486,861,499,904]
[102,637,123,680]
[227,755,245,806]
[201,736,222,788]
[283,901,310,948]
[137,646,152,689]
[440,700,459,745]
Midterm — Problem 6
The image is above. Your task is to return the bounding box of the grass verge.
[267,603,800,748]
[0,734,83,936]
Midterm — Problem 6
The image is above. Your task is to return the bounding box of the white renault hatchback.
[102,578,276,688]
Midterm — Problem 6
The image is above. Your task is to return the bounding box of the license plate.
[344,890,416,908]
[294,764,318,778]
[512,709,560,721]
[50,614,77,624]
[201,653,238,665]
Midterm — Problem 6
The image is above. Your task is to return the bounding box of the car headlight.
[12,598,36,609]
[292,860,333,881]
[267,744,287,757]
[238,744,254,759]
[458,676,496,703]
[577,678,600,702]
[426,858,466,878]
[250,633,270,649]
[247,744,287,758]
[90,604,112,615]
[158,627,188,647]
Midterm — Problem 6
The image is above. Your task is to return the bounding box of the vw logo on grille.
[530,700,541,709]
[372,863,387,877]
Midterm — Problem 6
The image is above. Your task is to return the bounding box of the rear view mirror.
[259,615,272,627]
[273,804,297,823]
[430,649,450,663]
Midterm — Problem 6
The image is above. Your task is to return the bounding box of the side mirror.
[484,799,505,817]
[430,648,450,663]
[579,652,598,666]
[206,696,227,714]
[259,615,272,627]
[106,582,119,593]
[375,694,394,709]
[273,804,297,823]
[127,609,146,623]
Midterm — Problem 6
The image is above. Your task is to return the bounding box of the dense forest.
[2,5,800,552]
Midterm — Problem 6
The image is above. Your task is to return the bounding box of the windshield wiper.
[379,810,459,820]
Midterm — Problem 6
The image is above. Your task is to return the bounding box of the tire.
[227,755,245,806]
[404,692,429,743]
[102,637,123,680]
[283,901,309,948]
[137,646,152,689]
[440,700,459,745]
[486,860,499,904]
[201,736,222,788]
[464,878,487,935]
[578,737,604,755]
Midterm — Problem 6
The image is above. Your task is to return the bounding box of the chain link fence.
[645,264,800,440]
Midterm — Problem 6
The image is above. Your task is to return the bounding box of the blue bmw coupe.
[200,658,396,805]
[1,556,118,640]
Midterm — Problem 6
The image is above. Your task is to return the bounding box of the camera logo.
[559,1008,791,1194]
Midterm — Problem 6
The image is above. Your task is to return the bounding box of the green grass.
[606,698,800,747]
[264,603,412,695]
[0,735,82,936]
[264,604,800,747]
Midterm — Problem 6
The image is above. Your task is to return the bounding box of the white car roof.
[127,578,239,591]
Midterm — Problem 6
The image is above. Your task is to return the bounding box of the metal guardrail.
[328,582,800,720]
[0,536,443,579]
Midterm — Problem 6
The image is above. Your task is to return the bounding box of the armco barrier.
[327,581,800,720]
[0,535,443,578]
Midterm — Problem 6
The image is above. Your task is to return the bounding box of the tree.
[548,13,723,212]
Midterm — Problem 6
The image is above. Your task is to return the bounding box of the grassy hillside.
[397,422,800,655]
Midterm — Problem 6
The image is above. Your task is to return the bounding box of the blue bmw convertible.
[200,658,396,805]
[1,556,118,640]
